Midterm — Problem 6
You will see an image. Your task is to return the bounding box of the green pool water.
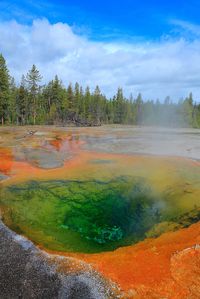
[1,176,200,253]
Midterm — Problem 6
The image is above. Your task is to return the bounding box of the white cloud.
[170,19,200,37]
[0,18,200,101]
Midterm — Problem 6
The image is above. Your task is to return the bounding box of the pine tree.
[66,83,75,122]
[52,75,63,122]
[16,75,27,125]
[26,64,42,124]
[182,92,194,127]
[78,86,85,121]
[135,93,143,125]
[84,86,91,122]
[0,54,10,125]
[74,82,81,119]
[114,88,124,123]
[92,85,102,125]
[7,77,17,124]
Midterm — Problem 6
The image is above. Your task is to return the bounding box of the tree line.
[0,53,200,127]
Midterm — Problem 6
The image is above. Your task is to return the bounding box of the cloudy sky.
[0,0,200,101]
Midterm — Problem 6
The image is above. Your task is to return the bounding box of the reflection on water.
[0,126,200,253]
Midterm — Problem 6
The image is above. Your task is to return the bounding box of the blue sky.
[1,0,200,100]
[1,0,200,41]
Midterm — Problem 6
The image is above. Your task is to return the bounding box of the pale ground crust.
[0,220,120,299]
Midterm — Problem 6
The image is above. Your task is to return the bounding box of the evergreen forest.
[1,54,200,127]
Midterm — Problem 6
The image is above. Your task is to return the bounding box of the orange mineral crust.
[3,148,199,188]
[0,148,13,175]
[46,222,200,298]
[46,134,85,152]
